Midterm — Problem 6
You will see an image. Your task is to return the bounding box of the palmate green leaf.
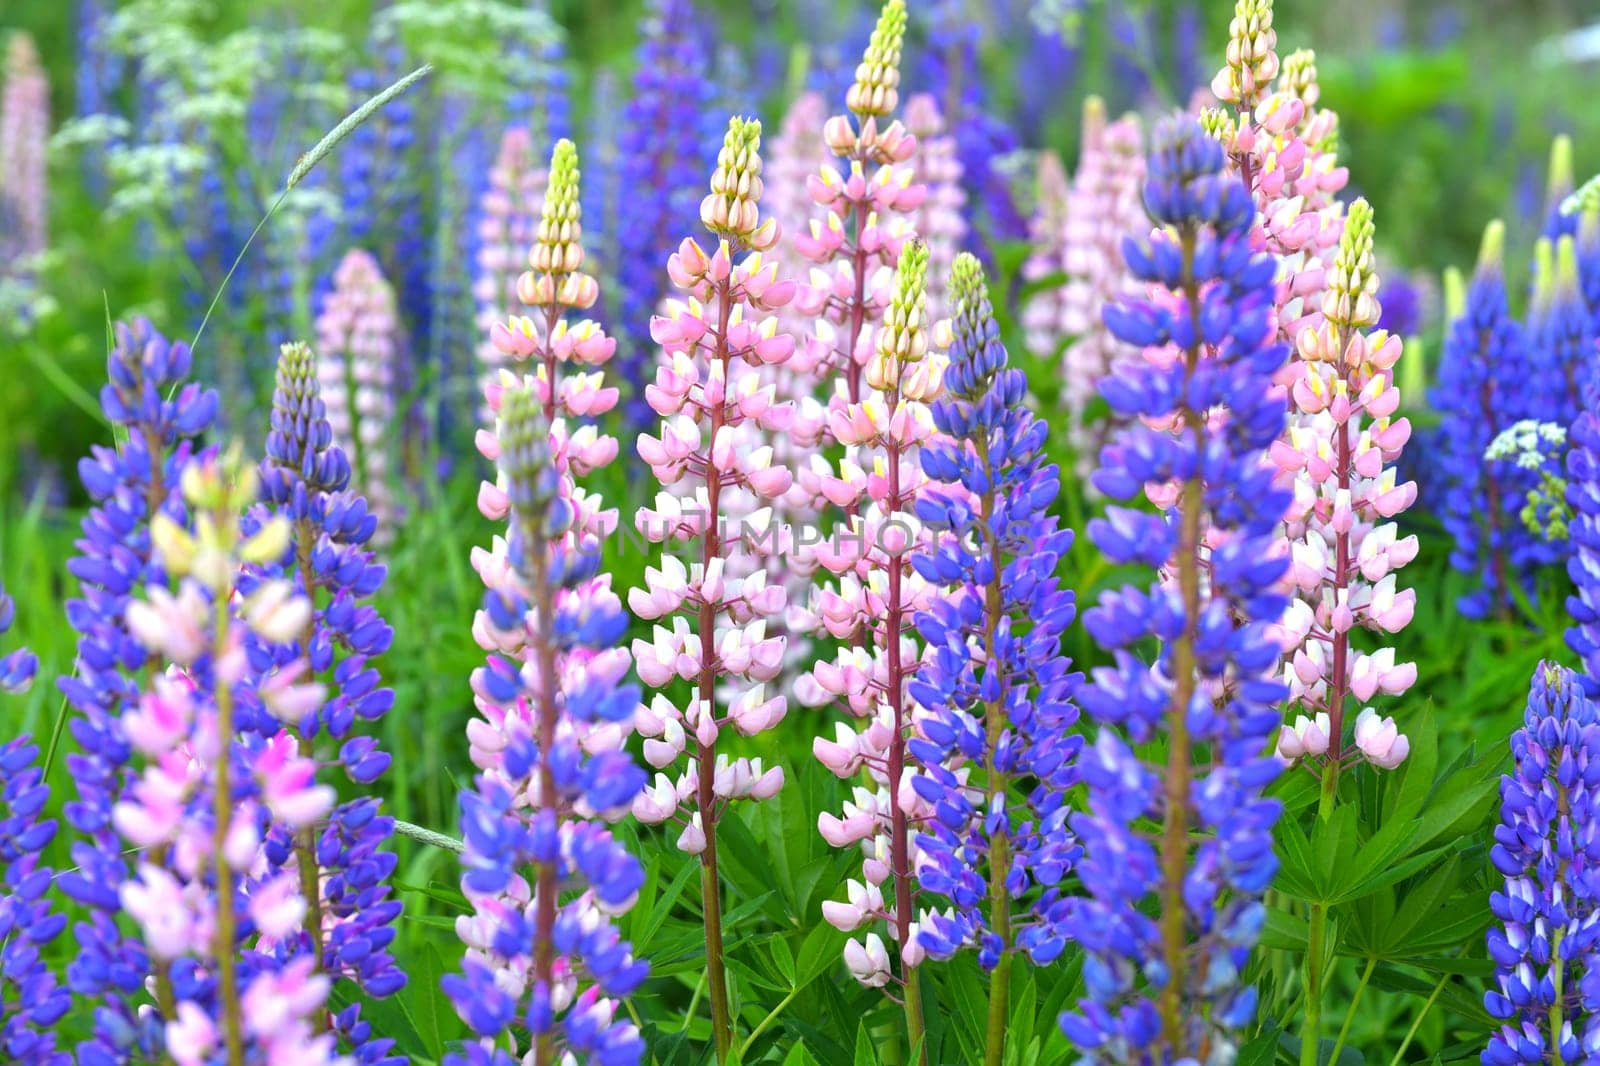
[1365,964,1493,1027]
[1345,855,1492,962]
[1262,906,1311,952]
[1322,811,1421,904]
[1272,812,1320,900]
[726,953,790,994]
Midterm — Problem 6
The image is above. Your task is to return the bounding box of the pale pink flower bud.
[1352,707,1409,769]
[843,933,892,988]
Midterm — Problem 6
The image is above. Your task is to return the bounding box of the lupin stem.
[1156,231,1203,1055]
[884,389,927,1065]
[1300,903,1327,1066]
[527,519,562,1066]
[979,462,1011,1066]
[211,590,244,1066]
[696,277,736,1064]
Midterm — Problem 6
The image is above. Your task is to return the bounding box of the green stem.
[1387,972,1449,1066]
[1300,903,1327,1066]
[1318,759,1339,822]
[903,968,927,1066]
[680,969,707,1034]
[1329,956,1376,1066]
[1551,918,1567,1054]
[737,985,801,1058]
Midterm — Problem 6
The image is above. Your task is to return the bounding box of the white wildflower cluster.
[1486,420,1571,541]
[376,0,563,100]
[1485,420,1567,467]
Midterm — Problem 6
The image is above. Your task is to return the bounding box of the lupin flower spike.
[1051,96,1146,476]
[477,135,620,558]
[522,138,600,311]
[1483,663,1600,1065]
[807,238,946,1063]
[0,731,69,1065]
[1271,196,1418,783]
[846,0,907,120]
[1019,150,1072,359]
[903,94,966,325]
[1433,221,1538,618]
[1568,361,1600,695]
[121,448,342,1065]
[790,0,925,406]
[0,588,67,1062]
[0,581,37,696]
[1526,233,1594,436]
[474,127,548,414]
[1211,0,1279,109]
[1060,117,1288,1060]
[908,254,1082,1065]
[315,249,400,543]
[59,317,218,1061]
[1,32,48,262]
[446,383,648,1066]
[631,114,796,1064]
[613,0,717,429]
[1209,6,1348,352]
[252,342,406,1044]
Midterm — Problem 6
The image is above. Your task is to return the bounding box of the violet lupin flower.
[59,317,217,1062]
[252,342,405,1015]
[1483,663,1600,1064]
[0,588,69,1064]
[119,450,342,1065]
[315,249,400,543]
[907,254,1082,1066]
[1058,117,1288,1060]
[1434,222,1533,619]
[809,240,947,1062]
[613,0,717,428]
[1,32,49,262]
[629,115,794,1063]
[0,734,70,1066]
[444,384,647,1066]
[1567,347,1600,696]
[0,581,37,696]
[1270,197,1417,784]
[1526,235,1595,439]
